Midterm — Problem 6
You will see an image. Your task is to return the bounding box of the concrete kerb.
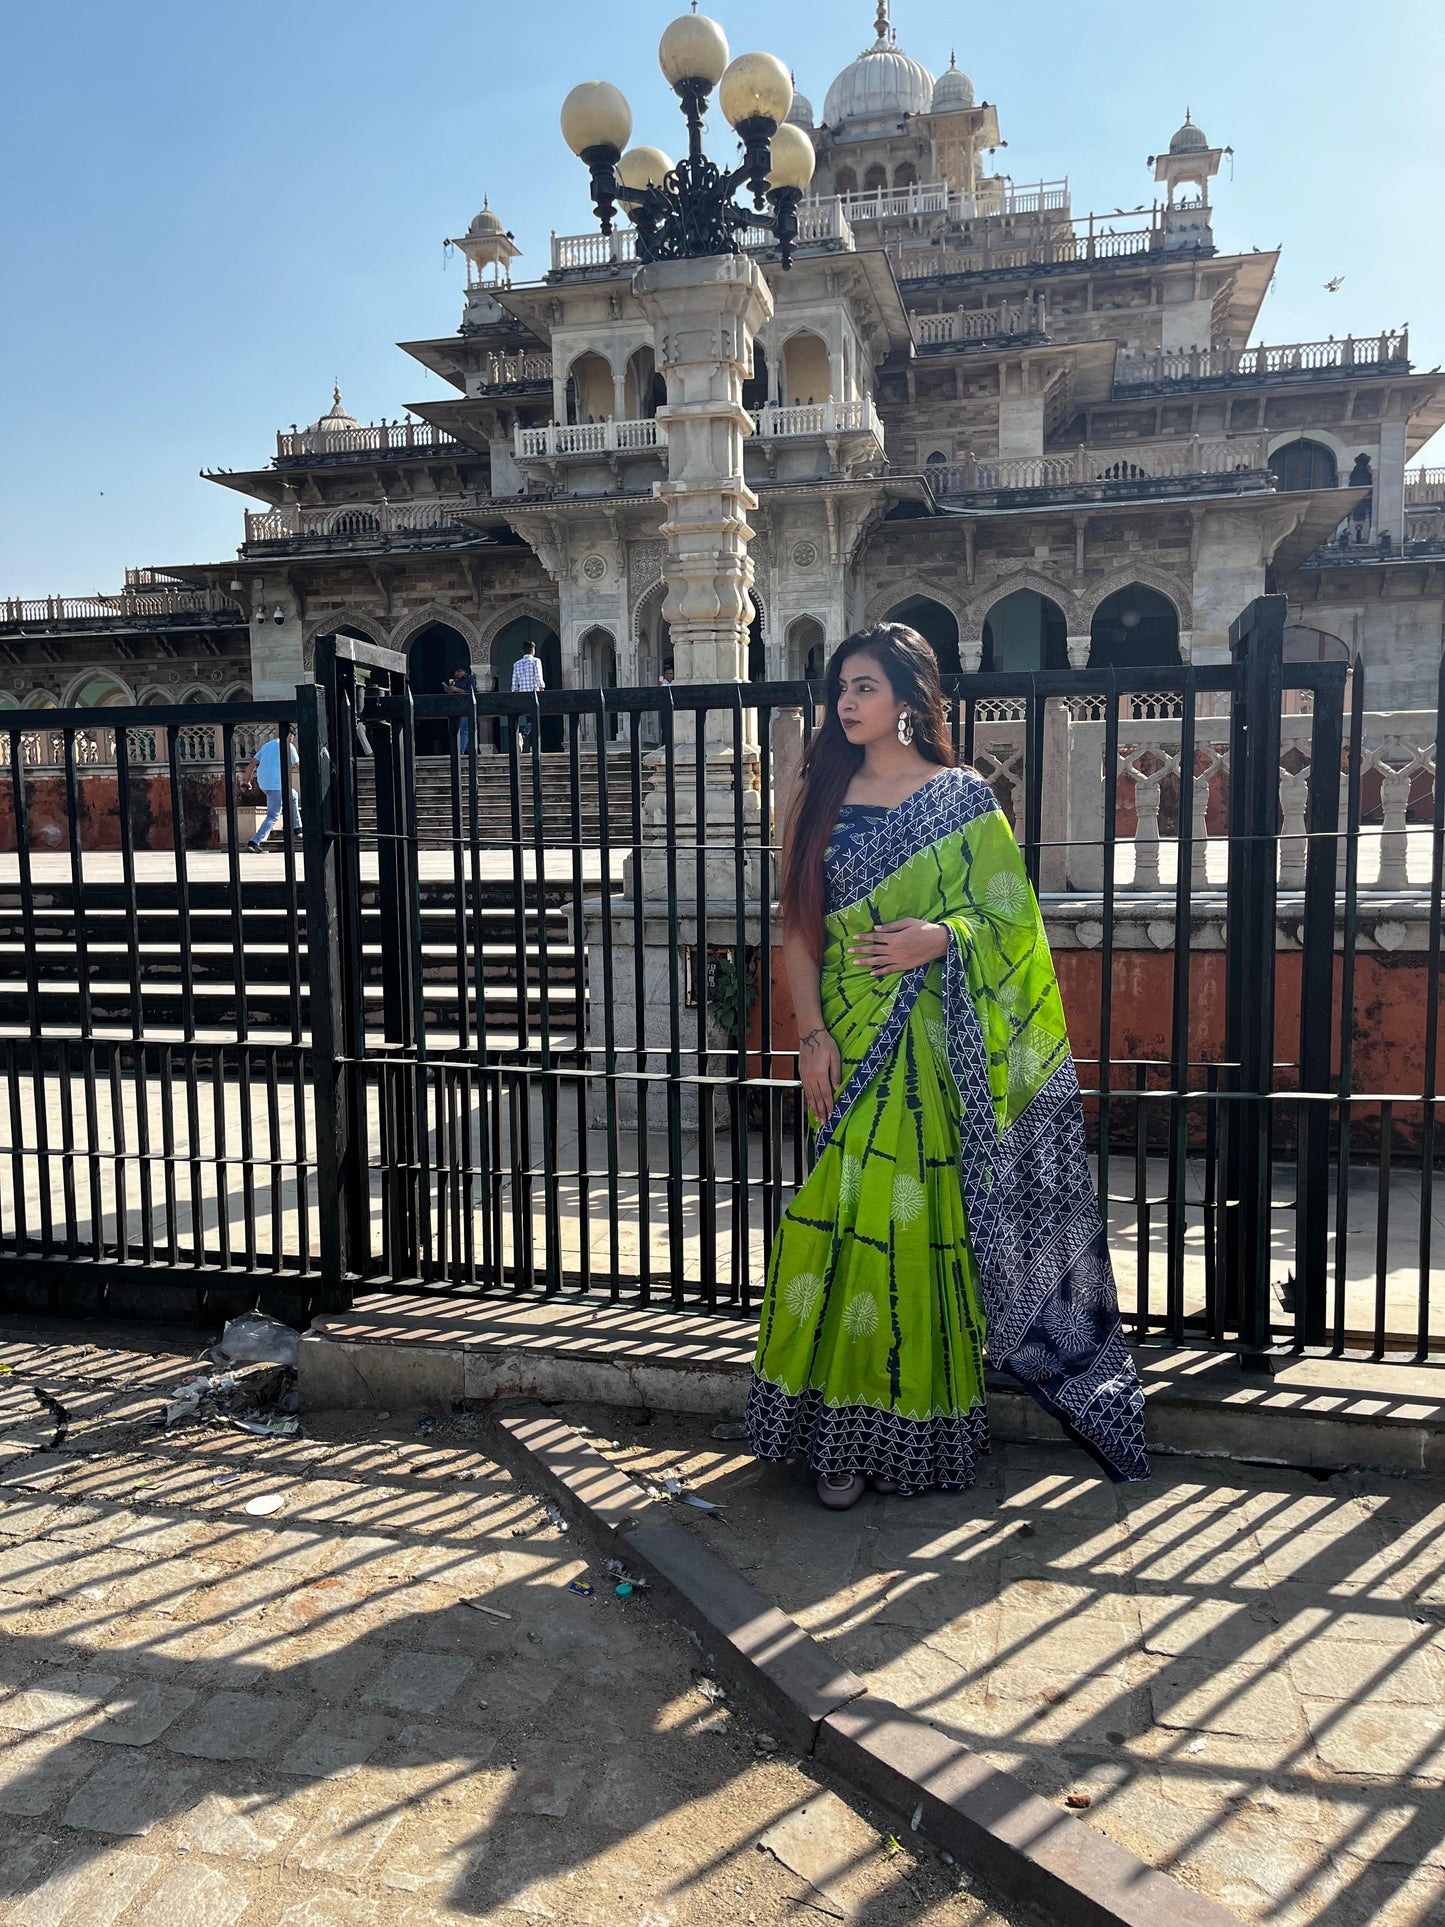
[299,1297,1445,1476]
[490,1402,1243,1927]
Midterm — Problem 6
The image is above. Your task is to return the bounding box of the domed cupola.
[302,386,361,449]
[786,81,815,128]
[822,1,935,129]
[930,52,974,112]
[1168,108,1209,153]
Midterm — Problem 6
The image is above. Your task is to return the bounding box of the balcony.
[887,205,1176,284]
[473,351,553,393]
[1115,331,1410,391]
[242,498,487,552]
[830,178,1068,225]
[515,418,663,459]
[751,397,882,442]
[1,587,241,629]
[273,419,461,461]
[912,300,1045,352]
[547,198,854,275]
[929,434,1272,504]
[1406,466,1445,510]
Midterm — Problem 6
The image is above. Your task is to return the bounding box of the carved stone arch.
[863,578,965,633]
[389,601,484,658]
[969,571,1081,641]
[1079,568,1191,631]
[62,668,135,707]
[301,608,391,670]
[475,597,559,661]
[630,577,666,646]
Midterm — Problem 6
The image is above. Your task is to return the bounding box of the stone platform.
[299,1294,1445,1476]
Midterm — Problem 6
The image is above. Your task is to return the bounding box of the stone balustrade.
[515,418,663,459]
[1406,467,1445,509]
[1115,331,1410,388]
[243,498,481,545]
[0,720,269,771]
[1,589,239,626]
[930,435,1271,497]
[547,198,854,274]
[750,397,883,441]
[890,224,1156,281]
[274,420,459,458]
[913,300,1041,348]
[476,351,554,389]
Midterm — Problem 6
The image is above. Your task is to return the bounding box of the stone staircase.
[353,753,639,846]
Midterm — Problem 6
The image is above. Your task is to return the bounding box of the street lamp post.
[560,16,816,268]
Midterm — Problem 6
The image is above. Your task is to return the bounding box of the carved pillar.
[632,252,775,894]
[1066,633,1092,670]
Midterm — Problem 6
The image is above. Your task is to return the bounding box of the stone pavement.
[553,1401,1445,1927]
[0,1319,1006,1927]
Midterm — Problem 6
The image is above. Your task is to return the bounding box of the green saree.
[747,767,1147,1490]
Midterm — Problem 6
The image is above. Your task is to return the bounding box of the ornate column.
[633,251,774,893]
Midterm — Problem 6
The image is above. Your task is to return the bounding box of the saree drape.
[747,766,1148,1489]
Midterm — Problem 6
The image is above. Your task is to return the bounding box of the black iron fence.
[0,601,1441,1362]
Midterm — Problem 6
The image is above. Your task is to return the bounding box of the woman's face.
[835,652,903,747]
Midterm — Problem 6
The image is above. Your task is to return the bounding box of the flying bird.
[1324,276,1345,292]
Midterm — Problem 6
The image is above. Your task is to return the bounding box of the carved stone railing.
[515,417,663,458]
[0,720,269,771]
[274,420,460,458]
[1405,467,1445,509]
[931,435,1270,496]
[890,226,1155,281]
[243,497,481,544]
[1,588,239,625]
[750,398,883,441]
[913,300,1042,348]
[1115,331,1410,388]
[1065,708,1437,895]
[548,198,854,274]
[476,351,554,389]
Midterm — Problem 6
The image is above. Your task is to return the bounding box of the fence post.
[1295,663,1347,1345]
[295,679,353,1313]
[1224,594,1287,1364]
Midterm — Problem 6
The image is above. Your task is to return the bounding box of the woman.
[747,625,1147,1507]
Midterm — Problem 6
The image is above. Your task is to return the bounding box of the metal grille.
[1,601,1441,1365]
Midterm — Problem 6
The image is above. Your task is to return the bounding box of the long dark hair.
[781,623,956,960]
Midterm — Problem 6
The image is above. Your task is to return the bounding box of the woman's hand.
[798,1025,842,1123]
[849,918,950,978]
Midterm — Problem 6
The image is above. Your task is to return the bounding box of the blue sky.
[2,0,1441,596]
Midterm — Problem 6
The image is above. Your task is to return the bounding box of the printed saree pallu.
[747,766,1148,1490]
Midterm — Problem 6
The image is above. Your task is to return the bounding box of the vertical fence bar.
[1415,653,1445,1359]
[1295,665,1347,1346]
[1165,672,1197,1339]
[1332,666,1365,1352]
[296,682,350,1309]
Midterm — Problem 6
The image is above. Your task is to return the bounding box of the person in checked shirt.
[510,639,544,751]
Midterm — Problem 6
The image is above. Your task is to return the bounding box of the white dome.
[1169,111,1209,154]
[786,88,814,128]
[466,197,505,237]
[304,387,361,445]
[822,5,934,129]
[930,53,973,111]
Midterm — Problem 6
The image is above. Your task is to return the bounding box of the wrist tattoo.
[799,1027,826,1051]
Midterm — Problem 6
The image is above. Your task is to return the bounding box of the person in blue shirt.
[246,730,301,851]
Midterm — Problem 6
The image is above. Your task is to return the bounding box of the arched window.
[491,613,563,750]
[747,593,766,681]
[741,343,769,413]
[884,597,961,676]
[74,675,131,708]
[786,615,827,682]
[833,167,857,195]
[925,449,949,467]
[1268,439,1338,493]
[863,164,888,192]
[624,347,664,419]
[564,353,613,425]
[579,625,619,739]
[1089,585,1181,669]
[408,621,472,755]
[981,590,1068,673]
[781,331,830,408]
[894,162,917,188]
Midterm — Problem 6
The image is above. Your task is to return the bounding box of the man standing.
[445,661,478,755]
[510,638,544,752]
[246,728,301,851]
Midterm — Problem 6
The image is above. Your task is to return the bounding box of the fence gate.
[2,604,1439,1364]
